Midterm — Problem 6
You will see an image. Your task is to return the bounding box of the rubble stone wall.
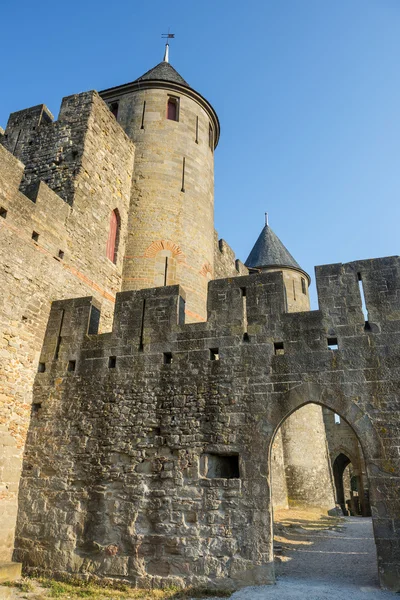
[14,258,400,591]
[0,94,135,561]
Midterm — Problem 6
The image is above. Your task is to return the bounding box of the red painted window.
[167,98,178,121]
[106,209,120,263]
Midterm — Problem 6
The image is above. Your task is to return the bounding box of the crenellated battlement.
[1,91,134,207]
[36,255,400,378]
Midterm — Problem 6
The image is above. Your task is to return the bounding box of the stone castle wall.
[14,257,400,591]
[213,234,248,280]
[0,93,135,561]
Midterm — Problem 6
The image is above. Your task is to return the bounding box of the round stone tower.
[100,50,220,322]
[246,218,336,510]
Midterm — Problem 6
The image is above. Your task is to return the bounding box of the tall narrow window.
[106,209,120,264]
[301,277,306,294]
[357,273,369,324]
[167,97,179,121]
[109,102,119,119]
[209,124,214,150]
[181,157,186,193]
[195,116,199,143]
[141,101,146,129]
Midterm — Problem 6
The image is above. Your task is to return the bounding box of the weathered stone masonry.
[15,258,400,591]
[0,91,135,562]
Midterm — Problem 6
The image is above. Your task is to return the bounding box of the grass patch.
[1,578,34,592]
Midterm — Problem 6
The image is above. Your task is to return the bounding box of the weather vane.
[161,29,175,63]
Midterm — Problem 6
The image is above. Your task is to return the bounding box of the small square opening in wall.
[274,342,284,356]
[32,403,42,414]
[67,360,76,372]
[203,453,240,479]
[327,337,339,350]
[163,352,173,365]
[210,348,219,361]
[37,362,46,373]
[108,356,116,369]
[0,207,7,219]
[58,250,64,259]
[32,231,39,242]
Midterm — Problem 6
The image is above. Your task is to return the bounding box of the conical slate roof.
[245,224,302,271]
[134,61,190,88]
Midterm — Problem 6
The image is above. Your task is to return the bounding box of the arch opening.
[269,401,377,588]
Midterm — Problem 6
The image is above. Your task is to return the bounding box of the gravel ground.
[202,517,397,600]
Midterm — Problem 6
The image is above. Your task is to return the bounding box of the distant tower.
[99,48,220,322]
[246,218,335,510]
[245,215,311,311]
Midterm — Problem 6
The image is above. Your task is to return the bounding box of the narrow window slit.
[108,356,116,369]
[32,231,39,242]
[357,273,369,325]
[141,101,146,129]
[210,348,219,361]
[301,277,307,295]
[195,116,199,143]
[209,124,214,150]
[37,362,46,373]
[67,360,76,372]
[0,207,7,219]
[241,287,248,338]
[274,341,284,356]
[139,299,146,352]
[334,413,341,425]
[58,250,64,259]
[327,337,338,351]
[54,309,64,360]
[164,257,168,286]
[181,157,185,192]
[163,352,173,364]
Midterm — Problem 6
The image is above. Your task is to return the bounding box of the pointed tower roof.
[133,61,190,88]
[99,54,220,147]
[245,219,310,282]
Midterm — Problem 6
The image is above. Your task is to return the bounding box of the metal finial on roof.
[163,43,170,63]
[162,31,175,63]
[265,212,269,226]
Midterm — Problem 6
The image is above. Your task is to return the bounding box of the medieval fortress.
[0,52,399,591]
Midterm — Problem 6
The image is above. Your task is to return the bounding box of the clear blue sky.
[1,0,399,308]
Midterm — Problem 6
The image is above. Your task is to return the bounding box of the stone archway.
[267,382,393,589]
[332,452,351,513]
